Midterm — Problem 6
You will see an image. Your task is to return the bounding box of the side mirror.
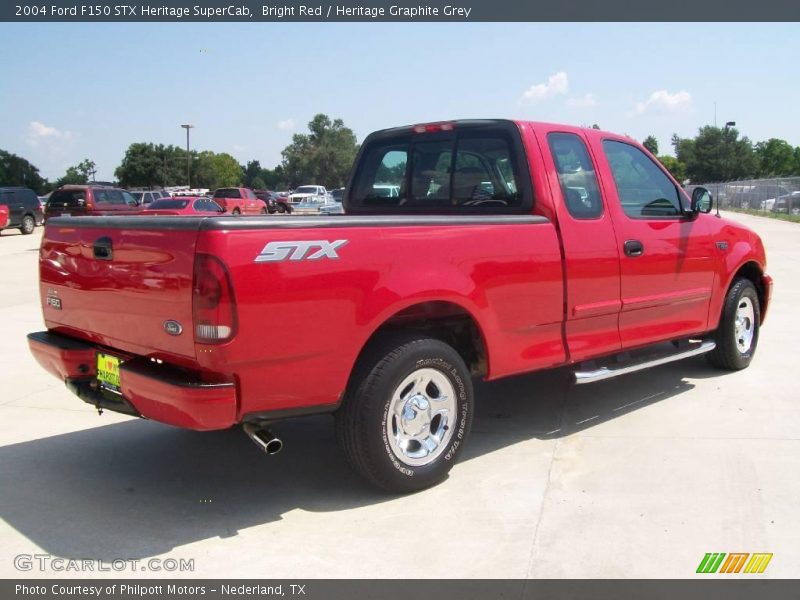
[690,187,713,214]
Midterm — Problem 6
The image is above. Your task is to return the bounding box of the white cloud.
[520,72,568,103]
[276,118,295,132]
[634,90,692,115]
[567,93,596,108]
[27,121,74,146]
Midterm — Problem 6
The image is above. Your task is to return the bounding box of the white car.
[288,185,327,205]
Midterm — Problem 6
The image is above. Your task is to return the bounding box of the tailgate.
[40,216,203,359]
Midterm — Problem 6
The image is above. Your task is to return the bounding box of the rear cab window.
[214,188,241,199]
[347,120,532,214]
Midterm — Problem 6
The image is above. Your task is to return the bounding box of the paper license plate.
[96,353,121,389]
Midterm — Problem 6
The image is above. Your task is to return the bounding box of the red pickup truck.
[29,120,772,492]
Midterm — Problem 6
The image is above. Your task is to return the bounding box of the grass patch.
[723,207,800,224]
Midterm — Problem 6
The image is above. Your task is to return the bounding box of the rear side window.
[602,140,682,218]
[94,190,127,205]
[547,133,603,219]
[214,188,241,199]
[48,190,86,208]
[348,124,529,213]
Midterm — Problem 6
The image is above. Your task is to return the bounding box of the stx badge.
[255,240,348,263]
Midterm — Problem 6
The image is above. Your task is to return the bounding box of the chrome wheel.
[734,297,755,354]
[386,368,456,467]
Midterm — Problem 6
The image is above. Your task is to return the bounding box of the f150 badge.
[255,240,348,263]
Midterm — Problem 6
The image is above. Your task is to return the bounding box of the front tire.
[707,278,760,370]
[336,335,474,493]
[20,215,35,235]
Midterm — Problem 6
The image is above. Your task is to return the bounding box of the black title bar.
[4,0,800,21]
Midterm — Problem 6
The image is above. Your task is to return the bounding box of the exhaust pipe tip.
[244,423,283,455]
[265,438,283,455]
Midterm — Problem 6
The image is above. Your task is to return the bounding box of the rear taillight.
[192,254,237,344]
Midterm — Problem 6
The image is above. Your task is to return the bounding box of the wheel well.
[357,302,488,378]
[733,261,765,314]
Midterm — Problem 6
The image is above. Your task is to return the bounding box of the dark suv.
[45,185,140,220]
[0,187,44,235]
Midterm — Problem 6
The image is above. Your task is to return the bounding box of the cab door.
[536,127,622,361]
[591,137,716,348]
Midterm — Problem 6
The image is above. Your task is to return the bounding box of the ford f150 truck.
[29,120,772,493]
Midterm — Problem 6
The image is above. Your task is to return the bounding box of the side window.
[602,140,682,218]
[547,133,603,219]
[355,147,408,206]
[121,191,137,206]
[93,190,110,205]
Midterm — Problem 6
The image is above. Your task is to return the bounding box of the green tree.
[754,138,796,176]
[251,176,266,190]
[643,135,659,155]
[116,143,170,187]
[211,153,243,188]
[54,159,96,187]
[673,126,757,183]
[0,149,49,193]
[281,114,358,188]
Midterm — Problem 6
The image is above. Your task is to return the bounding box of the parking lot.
[0,210,797,579]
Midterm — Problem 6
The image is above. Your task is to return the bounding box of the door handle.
[624,239,644,257]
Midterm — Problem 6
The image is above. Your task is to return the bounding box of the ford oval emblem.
[164,320,183,336]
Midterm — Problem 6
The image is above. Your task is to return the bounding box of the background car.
[141,196,224,216]
[728,184,789,209]
[771,191,800,215]
[319,187,345,215]
[254,190,293,214]
[130,190,163,206]
[0,186,44,234]
[288,185,327,205]
[212,187,268,215]
[292,197,326,215]
[45,185,141,220]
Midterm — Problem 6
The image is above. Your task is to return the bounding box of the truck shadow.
[0,356,719,561]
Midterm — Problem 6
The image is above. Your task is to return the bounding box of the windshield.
[331,189,344,201]
[131,192,144,201]
[294,187,318,194]
[147,199,190,209]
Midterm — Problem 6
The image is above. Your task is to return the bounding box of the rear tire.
[336,334,473,493]
[20,215,35,235]
[707,278,760,370]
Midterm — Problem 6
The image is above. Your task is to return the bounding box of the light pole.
[181,124,194,188]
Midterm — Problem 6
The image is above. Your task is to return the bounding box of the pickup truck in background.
[211,187,268,215]
[29,119,772,493]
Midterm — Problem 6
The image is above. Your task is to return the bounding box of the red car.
[29,119,771,492]
[141,197,224,216]
[211,187,268,215]
[0,204,8,230]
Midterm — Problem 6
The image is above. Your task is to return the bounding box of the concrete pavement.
[0,212,797,578]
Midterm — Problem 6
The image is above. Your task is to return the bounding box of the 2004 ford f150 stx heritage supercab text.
[29,120,772,492]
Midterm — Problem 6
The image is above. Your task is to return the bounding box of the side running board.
[573,340,716,385]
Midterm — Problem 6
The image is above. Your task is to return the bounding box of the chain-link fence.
[685,177,800,215]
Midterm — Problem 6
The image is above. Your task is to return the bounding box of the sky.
[1,22,799,181]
